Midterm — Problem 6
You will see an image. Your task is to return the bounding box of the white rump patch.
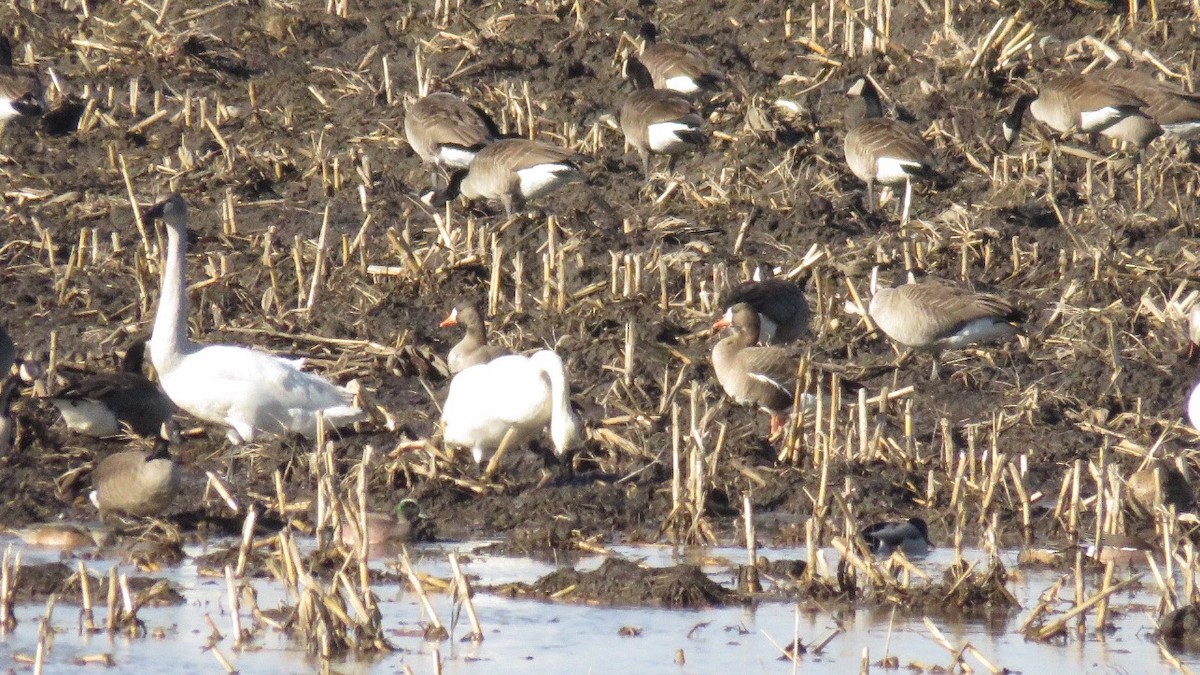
[663,76,701,95]
[516,164,578,200]
[437,146,478,169]
[939,318,1018,349]
[647,121,698,153]
[1079,106,1133,133]
[874,157,924,184]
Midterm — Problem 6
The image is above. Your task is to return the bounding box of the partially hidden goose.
[638,22,724,95]
[711,303,796,436]
[867,274,1023,378]
[145,194,365,444]
[90,436,180,517]
[0,36,45,136]
[1002,74,1154,150]
[429,138,587,217]
[0,374,19,453]
[619,56,706,177]
[47,339,175,438]
[843,76,937,212]
[442,350,580,464]
[1092,69,1200,144]
[440,303,512,375]
[724,273,810,346]
[0,326,14,377]
[341,498,428,550]
[1127,459,1194,516]
[404,91,495,184]
[860,517,933,556]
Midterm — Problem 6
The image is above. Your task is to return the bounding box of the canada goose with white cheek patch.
[47,339,175,438]
[441,350,580,466]
[638,22,724,95]
[90,436,180,518]
[144,193,365,444]
[1002,74,1153,151]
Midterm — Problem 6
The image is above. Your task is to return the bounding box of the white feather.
[1079,105,1134,133]
[663,76,701,94]
[874,157,925,184]
[49,399,120,437]
[937,318,1018,350]
[647,121,698,153]
[436,146,479,169]
[516,163,579,200]
[0,99,19,122]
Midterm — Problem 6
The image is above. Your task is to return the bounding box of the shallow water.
[0,540,1194,673]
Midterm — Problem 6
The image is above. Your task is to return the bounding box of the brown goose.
[341,499,427,550]
[1092,68,1200,142]
[0,36,44,136]
[47,339,175,438]
[90,436,181,517]
[429,138,587,217]
[1002,74,1153,150]
[867,275,1023,378]
[404,92,495,183]
[620,57,706,177]
[638,22,724,95]
[1127,459,1194,516]
[711,303,796,435]
[440,303,512,374]
[843,76,936,209]
[725,275,810,346]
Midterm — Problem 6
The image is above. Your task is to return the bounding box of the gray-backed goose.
[429,138,587,217]
[711,303,795,435]
[620,57,706,178]
[867,275,1022,378]
[440,303,512,374]
[860,517,933,556]
[90,436,181,518]
[47,339,175,438]
[843,76,936,210]
[404,92,495,183]
[725,275,810,346]
[0,36,44,136]
[1002,74,1153,150]
[638,22,724,95]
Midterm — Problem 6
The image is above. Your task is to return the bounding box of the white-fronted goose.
[404,92,495,182]
[0,36,44,135]
[725,275,810,346]
[843,76,936,209]
[341,499,425,550]
[638,22,724,95]
[867,275,1022,377]
[1002,74,1153,150]
[440,303,511,375]
[90,436,181,517]
[442,350,580,464]
[1093,69,1200,143]
[429,138,587,217]
[145,194,365,444]
[620,57,706,177]
[711,303,795,435]
[47,339,175,438]
[859,517,933,556]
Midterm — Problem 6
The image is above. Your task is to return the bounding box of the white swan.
[441,350,580,464]
[146,194,365,444]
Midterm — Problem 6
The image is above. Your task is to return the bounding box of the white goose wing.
[442,355,552,448]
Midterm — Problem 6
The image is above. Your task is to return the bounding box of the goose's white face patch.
[516,163,578,200]
[647,121,698,153]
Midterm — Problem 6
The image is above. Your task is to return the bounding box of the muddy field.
[1,0,1200,577]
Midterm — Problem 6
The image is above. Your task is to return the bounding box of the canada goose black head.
[427,169,466,208]
[844,76,884,121]
[623,57,656,92]
[638,22,659,45]
[1002,93,1036,150]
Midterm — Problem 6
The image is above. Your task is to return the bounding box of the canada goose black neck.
[846,77,885,121]
[1002,93,1035,149]
[639,22,659,45]
[625,57,656,91]
[121,340,148,374]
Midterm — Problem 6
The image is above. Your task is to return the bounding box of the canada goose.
[1127,459,1194,516]
[440,303,512,375]
[341,499,425,550]
[442,350,580,464]
[711,303,796,436]
[1001,74,1153,150]
[1092,69,1200,144]
[638,22,724,95]
[620,57,706,177]
[725,274,810,346]
[47,339,175,438]
[867,274,1022,378]
[0,374,19,453]
[90,436,181,517]
[859,517,933,556]
[144,194,365,444]
[0,36,45,136]
[0,326,13,377]
[843,76,936,216]
[404,92,495,183]
[428,138,587,217]
[6,522,113,549]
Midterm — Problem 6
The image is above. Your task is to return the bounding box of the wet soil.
[2,0,1200,599]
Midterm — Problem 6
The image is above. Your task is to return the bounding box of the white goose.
[441,350,580,464]
[145,194,365,444]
